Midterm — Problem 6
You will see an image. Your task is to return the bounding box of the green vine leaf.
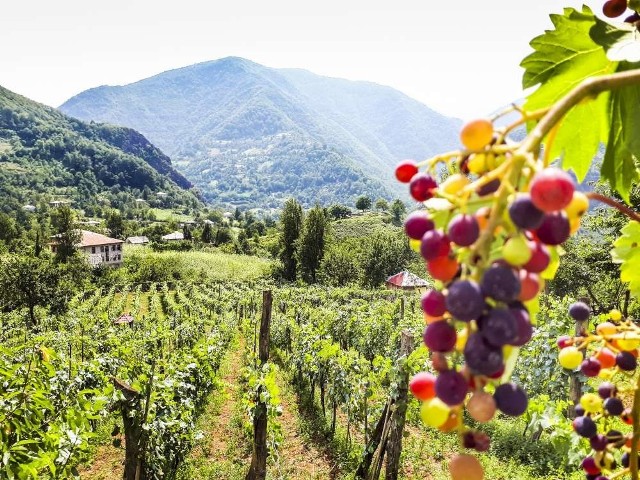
[590,17,640,62]
[612,220,640,299]
[521,6,614,181]
[601,63,640,202]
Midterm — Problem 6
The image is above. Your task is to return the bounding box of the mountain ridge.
[60,57,462,208]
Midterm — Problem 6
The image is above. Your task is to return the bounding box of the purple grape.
[604,397,624,416]
[463,332,504,376]
[535,212,570,245]
[590,434,608,451]
[509,307,533,346]
[447,214,479,247]
[404,211,435,240]
[616,351,637,371]
[435,370,468,406]
[598,382,616,399]
[574,404,585,416]
[481,264,521,302]
[493,383,528,416]
[478,308,518,347]
[606,429,624,445]
[445,280,484,321]
[621,452,639,468]
[581,457,600,474]
[508,194,544,230]
[573,416,597,437]
[423,321,457,352]
[420,230,451,261]
[569,301,591,321]
[472,431,491,452]
[421,289,446,317]
[477,178,500,196]
[462,431,476,448]
[580,358,601,377]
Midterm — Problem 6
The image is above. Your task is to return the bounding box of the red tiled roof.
[78,230,123,247]
[386,271,429,288]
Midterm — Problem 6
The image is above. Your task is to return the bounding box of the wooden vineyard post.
[385,330,413,480]
[246,290,272,480]
[356,330,414,480]
[112,378,145,480]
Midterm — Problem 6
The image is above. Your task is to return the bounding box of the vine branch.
[586,192,640,222]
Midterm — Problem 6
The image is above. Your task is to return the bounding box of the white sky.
[0,0,594,119]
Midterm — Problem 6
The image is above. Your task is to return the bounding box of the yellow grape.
[610,309,622,321]
[596,322,617,336]
[441,174,470,194]
[616,335,640,351]
[456,328,468,352]
[502,235,532,266]
[569,217,581,234]
[460,119,494,150]
[420,398,450,428]
[450,454,484,480]
[558,346,583,370]
[467,153,488,174]
[580,393,602,413]
[565,191,589,218]
[599,368,614,380]
[409,238,421,253]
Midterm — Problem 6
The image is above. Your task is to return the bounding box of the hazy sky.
[1,0,593,118]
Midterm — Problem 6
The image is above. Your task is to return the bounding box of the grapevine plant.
[399,2,640,479]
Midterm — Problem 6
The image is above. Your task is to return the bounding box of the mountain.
[59,57,462,208]
[0,85,201,214]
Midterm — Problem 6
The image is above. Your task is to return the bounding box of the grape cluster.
[601,0,640,23]
[396,117,589,480]
[558,304,640,479]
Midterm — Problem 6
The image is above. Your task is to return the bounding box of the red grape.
[420,230,450,261]
[404,211,435,240]
[535,212,570,245]
[421,289,447,317]
[523,242,550,273]
[508,194,544,229]
[603,0,627,18]
[428,256,459,282]
[409,372,436,400]
[423,321,457,352]
[409,173,438,201]
[435,370,468,406]
[395,160,419,183]
[530,167,575,212]
[448,214,480,247]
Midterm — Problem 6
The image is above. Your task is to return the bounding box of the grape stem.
[520,69,640,155]
[586,192,640,222]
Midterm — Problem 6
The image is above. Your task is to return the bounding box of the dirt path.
[175,336,250,479]
[272,371,340,480]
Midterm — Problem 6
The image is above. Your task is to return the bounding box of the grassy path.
[272,370,339,480]
[176,335,249,479]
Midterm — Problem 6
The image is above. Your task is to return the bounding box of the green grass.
[149,208,194,222]
[124,247,274,283]
[331,212,398,241]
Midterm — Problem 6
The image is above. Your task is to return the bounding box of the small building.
[50,230,124,267]
[157,192,168,197]
[126,236,149,245]
[22,204,36,212]
[49,200,70,207]
[386,271,429,291]
[79,220,101,226]
[161,231,184,241]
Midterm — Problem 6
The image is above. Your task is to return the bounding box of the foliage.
[359,230,412,287]
[278,199,303,281]
[612,219,640,299]
[50,205,81,263]
[296,205,328,283]
[355,196,372,212]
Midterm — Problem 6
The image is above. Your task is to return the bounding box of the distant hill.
[0,85,201,214]
[60,57,462,208]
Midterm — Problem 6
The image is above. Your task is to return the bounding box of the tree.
[390,199,406,226]
[182,224,193,241]
[279,198,303,281]
[375,198,389,211]
[359,231,411,287]
[50,205,81,263]
[328,204,352,220]
[201,222,214,244]
[296,205,328,283]
[355,195,372,212]
[0,213,18,245]
[319,242,360,286]
[0,255,75,328]
[106,209,125,238]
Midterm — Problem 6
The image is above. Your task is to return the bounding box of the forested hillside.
[0,85,200,214]
[60,57,461,208]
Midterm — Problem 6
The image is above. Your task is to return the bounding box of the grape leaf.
[601,62,640,202]
[612,220,640,299]
[521,7,614,181]
[590,17,640,62]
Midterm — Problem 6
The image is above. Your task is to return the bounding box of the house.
[126,236,149,245]
[50,230,124,267]
[386,271,429,291]
[161,231,184,241]
[22,205,36,212]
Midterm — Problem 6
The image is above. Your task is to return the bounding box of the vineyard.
[1,279,589,480]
